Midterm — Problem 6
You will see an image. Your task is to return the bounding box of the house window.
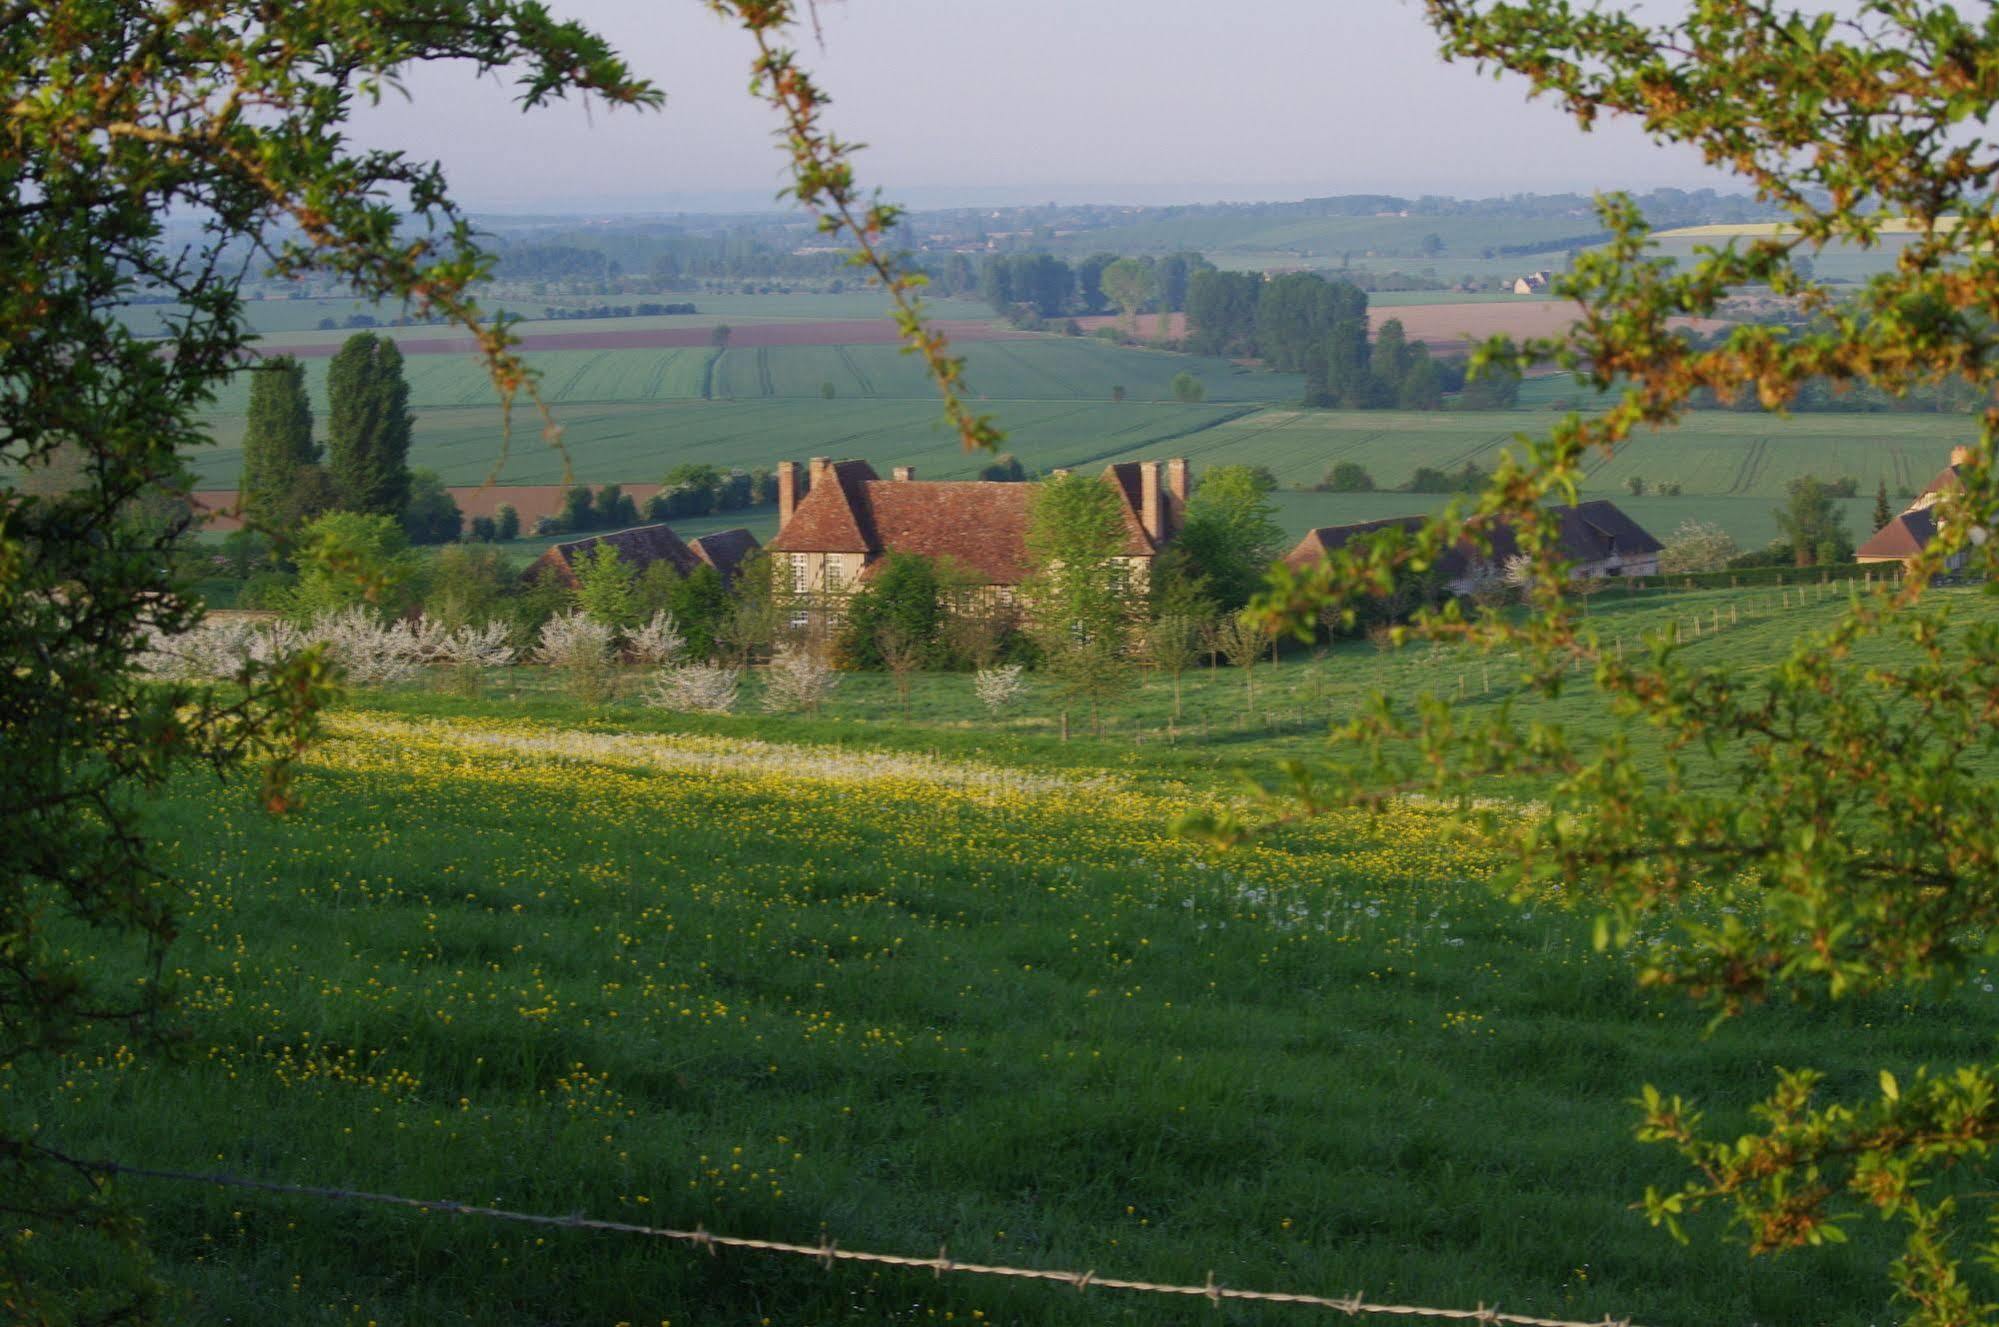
[824,559,844,594]
[788,553,809,594]
[789,611,811,630]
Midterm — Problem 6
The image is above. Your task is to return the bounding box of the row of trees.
[238,332,451,542]
[977,250,1215,322]
[1184,271,1505,410]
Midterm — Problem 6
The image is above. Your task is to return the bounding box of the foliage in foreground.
[0,1,656,1316]
[1234,4,1999,1320]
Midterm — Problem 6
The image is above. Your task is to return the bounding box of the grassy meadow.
[31,581,1999,1324]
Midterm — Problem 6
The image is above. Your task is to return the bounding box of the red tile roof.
[860,482,1038,584]
[770,461,878,553]
[770,463,1160,585]
[1920,464,1965,500]
[1856,508,1938,561]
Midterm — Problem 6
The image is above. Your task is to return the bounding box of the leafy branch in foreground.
[1226,4,1999,1322]
[705,0,1003,453]
[1,1,655,1315]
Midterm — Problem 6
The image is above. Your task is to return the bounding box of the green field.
[30,583,1999,1324]
[1055,211,1597,264]
[187,337,1306,491]
[121,291,996,341]
[184,302,1981,553]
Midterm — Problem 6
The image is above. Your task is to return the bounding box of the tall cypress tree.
[240,355,316,519]
[1371,319,1409,404]
[327,332,413,516]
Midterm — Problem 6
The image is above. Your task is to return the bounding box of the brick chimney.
[777,460,800,527]
[892,465,915,482]
[1166,457,1190,504]
[1140,461,1162,542]
[809,456,831,488]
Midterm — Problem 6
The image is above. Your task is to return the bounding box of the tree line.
[976,250,1215,322]
[1186,270,1516,410]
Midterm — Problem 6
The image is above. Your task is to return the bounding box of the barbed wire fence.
[88,1159,1647,1327]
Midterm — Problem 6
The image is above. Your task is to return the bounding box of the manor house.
[766,456,1188,621]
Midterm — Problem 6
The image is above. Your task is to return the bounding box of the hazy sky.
[350,0,1732,213]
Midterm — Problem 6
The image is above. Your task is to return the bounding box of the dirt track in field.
[250,319,1028,359]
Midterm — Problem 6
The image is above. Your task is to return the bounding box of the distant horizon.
[456,181,1762,223]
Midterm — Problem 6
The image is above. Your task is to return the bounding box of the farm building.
[1510,270,1554,295]
[528,522,762,588]
[767,455,1186,623]
[1856,445,1976,569]
[1284,500,1662,593]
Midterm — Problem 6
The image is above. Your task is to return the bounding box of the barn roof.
[1284,500,1662,577]
[533,523,704,588]
[689,528,762,582]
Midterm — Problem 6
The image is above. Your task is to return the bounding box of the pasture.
[29,583,1999,1324]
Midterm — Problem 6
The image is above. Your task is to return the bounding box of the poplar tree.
[327,332,413,517]
[239,356,316,522]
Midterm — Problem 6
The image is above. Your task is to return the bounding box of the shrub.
[973,663,1026,714]
[1320,460,1376,492]
[624,610,686,666]
[308,606,423,686]
[760,645,839,714]
[643,662,740,714]
[533,610,616,701]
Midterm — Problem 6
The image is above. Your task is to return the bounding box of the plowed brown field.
[1076,302,1728,352]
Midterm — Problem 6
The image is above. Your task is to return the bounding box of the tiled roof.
[1920,464,1965,499]
[1284,500,1662,576]
[859,482,1037,584]
[770,463,1159,584]
[769,461,878,553]
[1856,508,1938,560]
[689,528,762,582]
[532,523,701,587]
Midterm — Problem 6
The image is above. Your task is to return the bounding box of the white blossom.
[308,607,423,686]
[760,645,839,714]
[532,610,615,672]
[623,610,686,666]
[973,663,1026,714]
[430,620,516,670]
[643,662,740,714]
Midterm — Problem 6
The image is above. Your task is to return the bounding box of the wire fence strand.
[91,1160,1645,1327]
